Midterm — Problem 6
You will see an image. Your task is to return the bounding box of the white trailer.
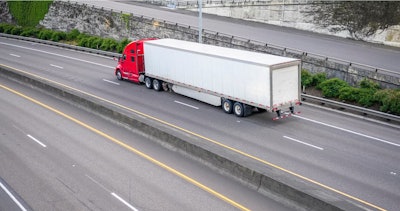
[142,39,301,119]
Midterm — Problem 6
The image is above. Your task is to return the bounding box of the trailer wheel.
[145,77,153,89]
[233,102,244,117]
[116,70,123,81]
[222,99,233,114]
[153,79,162,91]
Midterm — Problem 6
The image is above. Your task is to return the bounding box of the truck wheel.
[233,102,244,117]
[222,99,233,114]
[153,79,162,91]
[145,77,153,89]
[116,70,123,81]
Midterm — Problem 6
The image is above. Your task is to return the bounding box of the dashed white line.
[0,181,27,211]
[27,134,47,148]
[9,54,21,57]
[174,100,199,109]
[86,174,138,210]
[283,136,324,150]
[293,115,400,147]
[103,79,120,85]
[50,64,64,69]
[0,42,114,69]
[111,192,139,211]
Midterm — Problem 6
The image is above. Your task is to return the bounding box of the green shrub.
[66,29,80,41]
[339,87,359,102]
[78,37,89,47]
[88,37,103,49]
[0,23,9,33]
[374,89,400,115]
[301,69,313,87]
[359,78,380,90]
[90,37,103,49]
[311,72,327,87]
[117,38,130,53]
[20,27,40,38]
[38,29,53,40]
[357,88,376,107]
[51,31,66,42]
[10,26,23,35]
[1,24,15,34]
[100,38,118,51]
[318,78,349,98]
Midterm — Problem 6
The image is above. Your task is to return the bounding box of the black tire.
[145,77,153,89]
[233,102,244,117]
[116,70,123,81]
[222,99,233,114]
[153,79,162,91]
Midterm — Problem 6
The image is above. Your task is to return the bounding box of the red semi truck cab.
[115,38,156,83]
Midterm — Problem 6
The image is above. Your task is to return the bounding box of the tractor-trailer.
[115,38,301,119]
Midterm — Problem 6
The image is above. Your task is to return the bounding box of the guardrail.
[1,33,399,124]
[302,94,400,124]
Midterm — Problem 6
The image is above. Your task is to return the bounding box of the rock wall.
[185,1,400,47]
[0,1,14,24]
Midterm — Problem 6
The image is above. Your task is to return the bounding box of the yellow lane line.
[0,83,250,211]
[0,64,386,211]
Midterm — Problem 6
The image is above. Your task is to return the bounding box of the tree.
[307,1,400,39]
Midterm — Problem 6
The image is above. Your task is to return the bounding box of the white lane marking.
[86,174,138,211]
[103,79,120,85]
[111,192,139,211]
[50,64,64,69]
[294,115,400,147]
[174,100,199,110]
[0,181,28,211]
[283,136,324,150]
[85,174,111,192]
[0,42,114,69]
[27,134,47,148]
[9,54,21,58]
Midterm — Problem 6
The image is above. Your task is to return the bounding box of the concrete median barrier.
[1,65,370,211]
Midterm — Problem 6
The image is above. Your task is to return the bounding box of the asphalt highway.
[78,0,400,72]
[1,37,400,210]
[0,70,292,210]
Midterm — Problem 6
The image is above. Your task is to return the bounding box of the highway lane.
[77,0,400,72]
[1,37,400,210]
[0,76,292,210]
[0,177,31,211]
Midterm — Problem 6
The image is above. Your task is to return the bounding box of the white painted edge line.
[103,79,120,85]
[0,182,27,211]
[9,54,21,58]
[174,100,199,110]
[0,42,114,69]
[111,192,139,211]
[27,134,47,148]
[50,64,63,69]
[293,115,400,147]
[283,136,324,150]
